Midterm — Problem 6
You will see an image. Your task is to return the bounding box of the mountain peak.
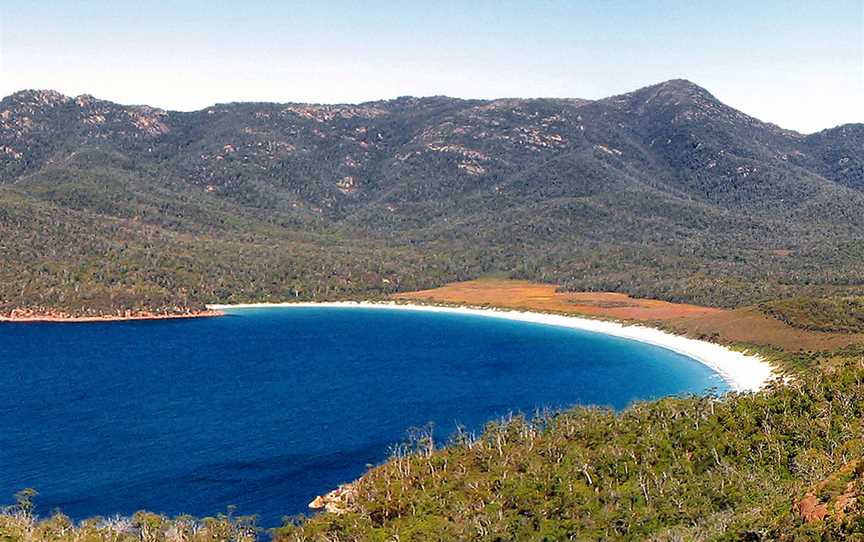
[656,78,706,90]
[4,89,71,107]
[597,79,760,129]
[627,79,718,103]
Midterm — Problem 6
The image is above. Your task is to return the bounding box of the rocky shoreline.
[0,308,223,323]
[308,483,357,514]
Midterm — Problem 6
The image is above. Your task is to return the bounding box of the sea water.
[0,307,727,526]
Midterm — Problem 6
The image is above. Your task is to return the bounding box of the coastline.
[208,301,777,392]
[0,309,223,324]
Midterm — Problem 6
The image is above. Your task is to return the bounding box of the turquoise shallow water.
[0,306,727,526]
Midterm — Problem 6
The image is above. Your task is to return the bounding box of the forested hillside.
[1,80,863,315]
[278,347,864,541]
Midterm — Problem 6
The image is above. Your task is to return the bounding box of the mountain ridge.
[5,79,859,135]
[1,79,862,315]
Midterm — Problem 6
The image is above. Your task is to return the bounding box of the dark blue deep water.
[0,307,726,527]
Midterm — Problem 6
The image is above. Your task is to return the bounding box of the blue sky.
[1,1,861,133]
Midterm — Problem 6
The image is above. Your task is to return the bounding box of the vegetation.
[761,297,864,333]
[0,490,257,542]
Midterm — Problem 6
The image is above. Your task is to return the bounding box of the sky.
[0,1,861,133]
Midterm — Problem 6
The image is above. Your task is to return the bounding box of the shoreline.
[208,301,777,392]
[0,309,223,324]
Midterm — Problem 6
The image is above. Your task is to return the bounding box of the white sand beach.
[207,301,777,392]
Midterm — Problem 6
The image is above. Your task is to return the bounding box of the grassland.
[393,279,864,354]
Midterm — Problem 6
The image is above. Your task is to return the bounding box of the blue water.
[0,307,726,527]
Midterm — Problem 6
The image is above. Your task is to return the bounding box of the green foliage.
[761,297,864,333]
[277,348,864,541]
[0,505,257,542]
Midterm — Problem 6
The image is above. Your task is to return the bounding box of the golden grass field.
[393,279,863,352]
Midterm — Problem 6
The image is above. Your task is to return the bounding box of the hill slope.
[1,80,862,315]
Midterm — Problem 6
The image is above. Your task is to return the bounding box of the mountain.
[1,80,862,315]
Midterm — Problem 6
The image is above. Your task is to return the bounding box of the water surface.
[0,307,726,526]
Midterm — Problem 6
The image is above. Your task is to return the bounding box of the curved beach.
[208,301,776,392]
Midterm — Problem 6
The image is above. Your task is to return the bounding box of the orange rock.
[833,482,858,520]
[797,494,828,523]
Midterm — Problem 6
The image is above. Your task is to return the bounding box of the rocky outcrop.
[796,458,861,523]
[308,483,357,515]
